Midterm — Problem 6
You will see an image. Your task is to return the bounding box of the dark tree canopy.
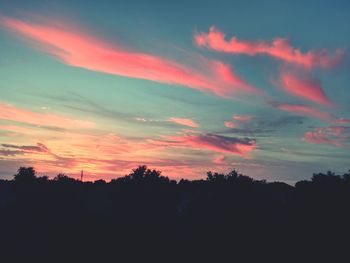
[14,167,36,182]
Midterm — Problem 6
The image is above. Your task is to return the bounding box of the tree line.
[1,166,349,260]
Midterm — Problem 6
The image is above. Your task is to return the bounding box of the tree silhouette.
[206,171,226,182]
[14,167,36,183]
[342,170,350,182]
[311,171,342,185]
[129,165,148,181]
[54,173,77,183]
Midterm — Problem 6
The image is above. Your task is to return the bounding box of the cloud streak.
[156,133,257,157]
[279,72,333,106]
[0,143,54,158]
[224,121,237,128]
[0,16,260,97]
[334,118,350,125]
[168,118,199,128]
[270,102,332,120]
[224,115,254,129]
[195,27,344,68]
[213,155,227,164]
[233,115,254,122]
[303,126,349,147]
[1,143,50,153]
[0,103,95,129]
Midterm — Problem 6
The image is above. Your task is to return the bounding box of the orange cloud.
[0,103,95,129]
[0,16,260,97]
[168,118,199,128]
[0,135,219,181]
[270,102,332,120]
[195,27,344,69]
[279,72,333,107]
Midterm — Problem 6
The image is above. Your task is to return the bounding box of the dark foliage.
[1,166,349,261]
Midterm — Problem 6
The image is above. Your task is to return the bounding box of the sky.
[0,0,349,183]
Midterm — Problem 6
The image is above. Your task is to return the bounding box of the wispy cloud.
[134,116,200,129]
[0,16,261,97]
[334,118,350,125]
[0,149,25,156]
[303,126,349,147]
[0,131,233,180]
[0,103,95,129]
[0,142,55,158]
[195,27,344,68]
[224,121,237,128]
[224,115,254,129]
[221,116,304,136]
[233,115,255,122]
[153,133,257,157]
[1,143,50,153]
[278,71,333,106]
[168,118,199,128]
[270,102,332,120]
[213,155,227,164]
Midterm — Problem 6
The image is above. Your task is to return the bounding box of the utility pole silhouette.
[80,170,84,182]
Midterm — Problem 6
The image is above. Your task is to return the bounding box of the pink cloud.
[0,103,95,129]
[213,155,226,164]
[224,121,238,128]
[163,133,257,157]
[168,118,199,128]
[303,126,349,147]
[0,16,261,97]
[195,27,344,69]
[334,118,350,125]
[233,115,254,122]
[279,72,333,106]
[270,102,332,120]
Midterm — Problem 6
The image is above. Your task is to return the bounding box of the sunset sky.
[0,0,349,183]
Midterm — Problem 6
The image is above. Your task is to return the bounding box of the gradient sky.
[0,0,349,183]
